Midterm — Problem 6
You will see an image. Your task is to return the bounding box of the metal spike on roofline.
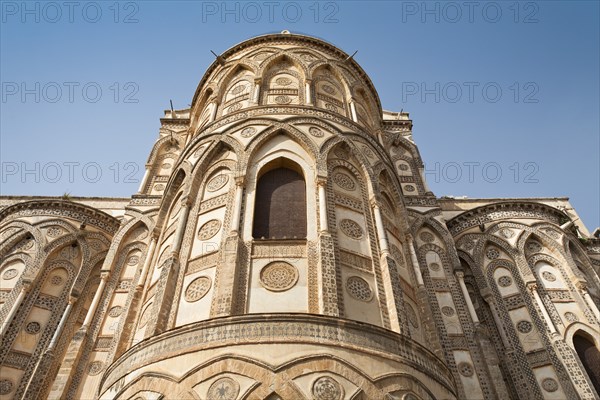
[345,50,358,62]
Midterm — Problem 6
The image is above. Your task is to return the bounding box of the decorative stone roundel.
[207,377,240,400]
[312,376,343,400]
[127,255,140,266]
[441,306,455,317]
[497,276,513,287]
[275,77,292,86]
[346,276,373,302]
[542,271,557,282]
[457,362,474,377]
[154,184,165,191]
[339,219,364,239]
[429,262,441,272]
[231,84,246,95]
[25,322,41,334]
[50,275,64,286]
[0,379,14,395]
[108,306,123,318]
[260,262,298,292]
[486,248,500,260]
[398,163,409,171]
[2,268,18,280]
[198,220,222,241]
[404,185,415,192]
[322,84,336,95]
[46,226,63,237]
[542,378,559,392]
[419,232,434,243]
[564,312,578,322]
[309,126,324,137]
[228,103,242,113]
[87,361,104,376]
[517,320,533,333]
[240,127,257,138]
[184,276,212,302]
[332,172,356,191]
[275,95,292,104]
[207,173,229,192]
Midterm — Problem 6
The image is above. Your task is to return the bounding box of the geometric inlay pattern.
[198,219,222,241]
[498,276,512,287]
[338,219,363,239]
[332,172,356,191]
[207,376,240,400]
[517,320,533,333]
[259,262,298,292]
[184,276,212,302]
[312,376,343,400]
[0,379,13,395]
[346,276,373,302]
[541,378,559,392]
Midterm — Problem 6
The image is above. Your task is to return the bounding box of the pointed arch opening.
[573,330,600,393]
[252,158,307,240]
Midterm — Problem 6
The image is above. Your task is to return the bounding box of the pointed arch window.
[573,332,600,393]
[253,161,306,239]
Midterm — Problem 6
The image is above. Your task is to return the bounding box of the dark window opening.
[253,166,307,239]
[574,332,600,394]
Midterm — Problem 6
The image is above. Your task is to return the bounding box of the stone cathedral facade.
[0,32,599,400]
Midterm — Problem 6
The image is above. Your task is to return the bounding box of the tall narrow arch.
[573,331,600,394]
[252,159,307,240]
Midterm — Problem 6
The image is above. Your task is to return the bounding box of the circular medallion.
[542,378,559,392]
[339,219,364,239]
[324,103,337,112]
[527,241,542,253]
[161,162,172,170]
[542,271,556,282]
[486,248,500,260]
[346,276,373,302]
[232,84,247,95]
[2,268,18,280]
[46,226,63,237]
[108,306,123,318]
[497,276,512,287]
[517,320,533,333]
[404,185,415,192]
[207,377,240,400]
[50,275,64,286]
[260,262,298,292]
[87,361,104,376]
[564,312,578,322]
[406,303,419,328]
[275,77,292,86]
[154,184,165,191]
[207,174,229,192]
[457,362,474,377]
[321,84,336,95]
[441,306,455,317]
[25,321,41,334]
[228,103,242,113]
[398,163,409,171]
[127,255,140,266]
[309,126,324,137]
[240,127,257,138]
[274,95,292,104]
[312,376,343,400]
[332,172,356,191]
[198,220,222,241]
[184,276,212,302]
[429,262,441,272]
[419,232,435,242]
[0,379,14,395]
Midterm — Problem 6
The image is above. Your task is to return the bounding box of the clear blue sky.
[1,1,598,231]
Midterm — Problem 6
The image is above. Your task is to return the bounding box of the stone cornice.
[100,313,455,396]
[446,201,568,236]
[0,200,121,235]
